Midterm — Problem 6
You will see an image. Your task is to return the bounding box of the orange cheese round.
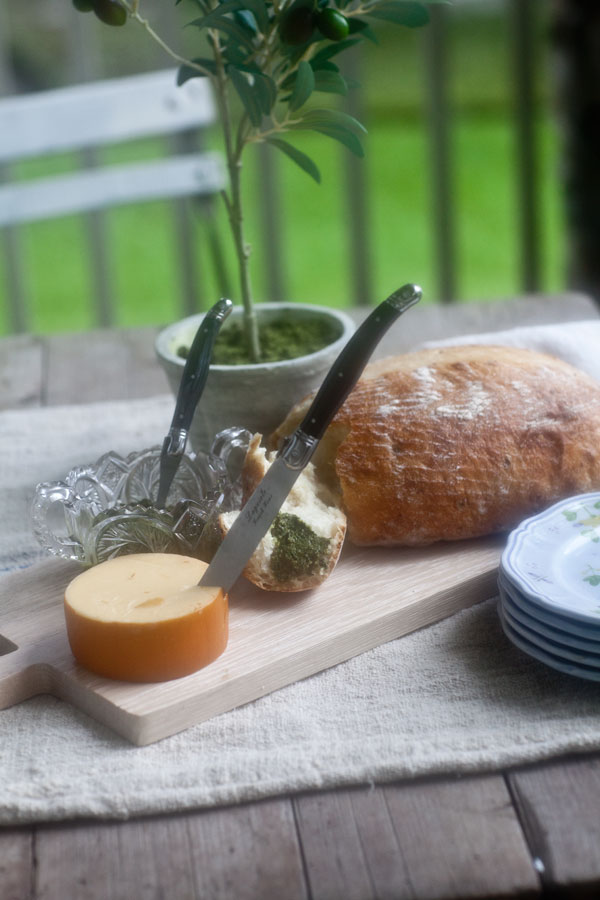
[64,553,228,682]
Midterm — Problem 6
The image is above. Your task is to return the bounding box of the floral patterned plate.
[498,606,600,682]
[501,492,600,626]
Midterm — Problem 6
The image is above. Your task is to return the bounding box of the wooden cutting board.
[0,538,503,745]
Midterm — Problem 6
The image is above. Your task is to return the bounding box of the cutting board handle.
[0,557,81,711]
[0,635,52,708]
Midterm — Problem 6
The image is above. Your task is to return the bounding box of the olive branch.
[73,0,444,360]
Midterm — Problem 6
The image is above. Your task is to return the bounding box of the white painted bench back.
[0,69,225,225]
[0,69,227,331]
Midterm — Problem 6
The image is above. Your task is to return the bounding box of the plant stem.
[211,34,262,363]
[125,2,262,361]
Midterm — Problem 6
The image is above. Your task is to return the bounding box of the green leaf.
[281,34,324,68]
[243,0,270,32]
[313,70,348,95]
[289,61,315,111]
[254,72,278,115]
[310,37,360,65]
[365,1,430,28]
[224,43,257,66]
[296,108,367,135]
[563,510,578,521]
[348,18,378,43]
[189,1,239,28]
[189,0,270,32]
[177,60,217,83]
[229,67,263,125]
[289,111,365,156]
[308,125,365,156]
[189,6,257,48]
[235,9,258,33]
[209,17,258,48]
[309,59,340,73]
[266,138,321,183]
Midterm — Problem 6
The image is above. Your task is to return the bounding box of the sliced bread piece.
[218,434,346,591]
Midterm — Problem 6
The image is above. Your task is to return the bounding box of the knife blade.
[156,297,233,508]
[200,283,422,591]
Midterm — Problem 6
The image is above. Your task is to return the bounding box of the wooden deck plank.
[0,827,33,900]
[295,779,540,900]
[34,799,307,900]
[295,790,381,900]
[44,327,166,406]
[0,334,43,410]
[185,798,307,900]
[35,816,198,900]
[383,777,540,900]
[508,755,600,897]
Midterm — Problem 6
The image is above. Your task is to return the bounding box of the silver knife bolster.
[278,429,319,470]
[162,427,188,456]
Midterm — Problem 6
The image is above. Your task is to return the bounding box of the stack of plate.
[499,492,600,681]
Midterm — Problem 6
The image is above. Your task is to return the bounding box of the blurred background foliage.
[0,0,564,334]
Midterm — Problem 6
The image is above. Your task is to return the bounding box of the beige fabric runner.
[2,321,600,825]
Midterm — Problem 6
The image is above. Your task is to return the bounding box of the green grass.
[0,5,567,335]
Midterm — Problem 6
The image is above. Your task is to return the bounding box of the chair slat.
[0,153,225,225]
[0,70,215,162]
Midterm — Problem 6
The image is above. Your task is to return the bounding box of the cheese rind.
[64,553,228,682]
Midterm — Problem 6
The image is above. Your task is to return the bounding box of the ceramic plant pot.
[155,302,356,452]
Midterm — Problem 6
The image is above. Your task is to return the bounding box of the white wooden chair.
[0,69,227,332]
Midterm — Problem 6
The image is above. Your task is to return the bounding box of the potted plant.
[73,0,436,448]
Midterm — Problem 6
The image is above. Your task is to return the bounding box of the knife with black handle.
[199,283,422,591]
[156,297,233,508]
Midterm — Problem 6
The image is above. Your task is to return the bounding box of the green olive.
[72,0,95,11]
[316,8,350,41]
[280,7,316,45]
[93,0,127,26]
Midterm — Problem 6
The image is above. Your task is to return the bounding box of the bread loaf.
[218,434,346,591]
[270,344,600,546]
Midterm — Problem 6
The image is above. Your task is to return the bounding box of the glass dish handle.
[31,483,86,563]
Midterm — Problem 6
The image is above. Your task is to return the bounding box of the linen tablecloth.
[2,320,600,825]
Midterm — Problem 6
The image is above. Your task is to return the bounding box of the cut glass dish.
[31,427,251,567]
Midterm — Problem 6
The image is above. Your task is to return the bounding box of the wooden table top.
[2,291,600,900]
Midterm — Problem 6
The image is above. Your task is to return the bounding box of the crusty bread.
[218,434,346,591]
[270,344,600,546]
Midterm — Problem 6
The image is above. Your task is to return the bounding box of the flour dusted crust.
[218,434,346,591]
[270,344,600,546]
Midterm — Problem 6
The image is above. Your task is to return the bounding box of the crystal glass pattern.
[31,427,252,566]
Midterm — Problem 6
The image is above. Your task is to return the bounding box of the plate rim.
[498,567,600,639]
[500,588,600,667]
[501,492,600,625]
[499,576,600,651]
[498,606,600,682]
